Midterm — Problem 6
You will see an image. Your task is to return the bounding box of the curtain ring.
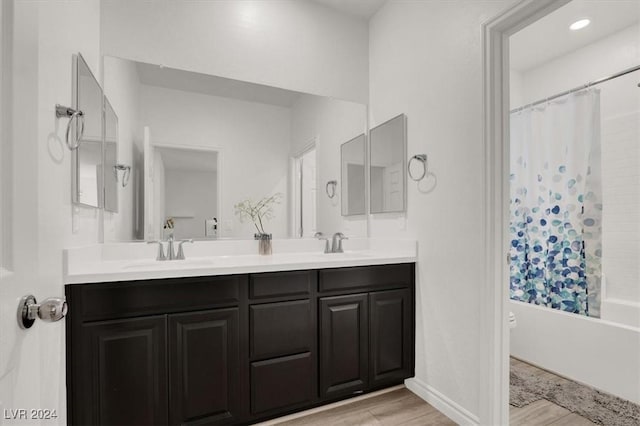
[326,180,337,199]
[56,104,85,151]
[408,154,427,181]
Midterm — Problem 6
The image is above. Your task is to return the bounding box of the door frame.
[290,138,317,238]
[480,0,571,424]
[0,0,13,271]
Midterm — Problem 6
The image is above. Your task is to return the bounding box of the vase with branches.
[234,193,282,254]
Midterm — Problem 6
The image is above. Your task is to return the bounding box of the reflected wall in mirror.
[103,97,118,213]
[72,54,103,208]
[102,56,367,241]
[370,114,407,214]
[341,134,366,216]
[145,144,219,240]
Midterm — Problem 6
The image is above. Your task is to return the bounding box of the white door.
[1,1,64,423]
[300,148,317,238]
[292,148,317,238]
[143,127,159,241]
[1,1,96,423]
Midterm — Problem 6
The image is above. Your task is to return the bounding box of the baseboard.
[256,384,405,425]
[405,378,480,425]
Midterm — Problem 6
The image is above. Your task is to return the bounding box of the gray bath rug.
[510,361,640,426]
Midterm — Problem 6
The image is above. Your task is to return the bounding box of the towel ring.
[114,164,131,187]
[408,154,428,181]
[55,104,85,151]
[326,180,337,199]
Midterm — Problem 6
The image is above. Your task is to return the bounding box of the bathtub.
[510,300,640,404]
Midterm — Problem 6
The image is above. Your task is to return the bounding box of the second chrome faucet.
[148,236,193,261]
[315,232,348,253]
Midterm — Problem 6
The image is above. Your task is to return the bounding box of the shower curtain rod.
[510,63,640,114]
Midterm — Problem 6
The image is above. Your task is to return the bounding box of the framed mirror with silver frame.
[72,53,104,208]
[103,96,118,213]
[369,114,407,214]
[341,134,366,216]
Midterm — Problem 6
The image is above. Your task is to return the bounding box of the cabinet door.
[169,308,240,425]
[319,294,368,399]
[79,316,167,426]
[369,289,413,387]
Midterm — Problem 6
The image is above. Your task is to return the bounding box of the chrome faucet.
[176,239,194,260]
[331,232,348,253]
[166,235,176,260]
[147,237,193,261]
[314,232,330,254]
[147,240,167,261]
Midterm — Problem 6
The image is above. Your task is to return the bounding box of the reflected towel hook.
[114,164,131,187]
[408,154,428,181]
[55,104,85,151]
[326,180,337,199]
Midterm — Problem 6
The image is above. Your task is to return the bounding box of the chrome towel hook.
[408,154,428,181]
[326,180,337,199]
[55,104,85,151]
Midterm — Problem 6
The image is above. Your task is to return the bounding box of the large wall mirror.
[341,134,366,216]
[370,114,407,214]
[72,54,103,208]
[102,56,367,241]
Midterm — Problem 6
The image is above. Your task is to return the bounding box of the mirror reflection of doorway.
[293,147,317,238]
[144,138,220,240]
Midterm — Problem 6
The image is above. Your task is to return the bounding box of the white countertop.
[63,238,417,284]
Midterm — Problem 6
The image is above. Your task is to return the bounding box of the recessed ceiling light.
[570,18,591,31]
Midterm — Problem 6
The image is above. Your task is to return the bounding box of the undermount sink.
[122,258,216,270]
[321,252,371,258]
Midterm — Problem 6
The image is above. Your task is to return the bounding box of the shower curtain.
[510,89,602,316]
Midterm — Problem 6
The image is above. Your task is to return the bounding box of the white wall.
[5,1,102,423]
[139,85,291,239]
[164,169,218,239]
[102,56,142,241]
[510,23,640,327]
[290,94,367,238]
[100,0,369,103]
[368,0,515,420]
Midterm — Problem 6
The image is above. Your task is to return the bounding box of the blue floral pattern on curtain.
[509,90,602,316]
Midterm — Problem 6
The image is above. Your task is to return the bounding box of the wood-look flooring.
[269,388,454,426]
[267,359,597,425]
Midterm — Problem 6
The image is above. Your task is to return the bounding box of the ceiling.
[157,146,218,173]
[136,62,303,108]
[510,0,640,72]
[311,0,386,20]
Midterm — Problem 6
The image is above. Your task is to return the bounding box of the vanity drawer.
[249,270,314,299]
[250,299,313,359]
[73,275,244,322]
[250,352,314,415]
[319,264,413,293]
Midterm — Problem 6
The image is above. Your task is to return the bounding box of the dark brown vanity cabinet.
[318,264,415,401]
[247,271,317,419]
[66,275,245,426]
[77,316,168,426]
[319,293,369,399]
[66,263,414,425]
[168,308,240,425]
